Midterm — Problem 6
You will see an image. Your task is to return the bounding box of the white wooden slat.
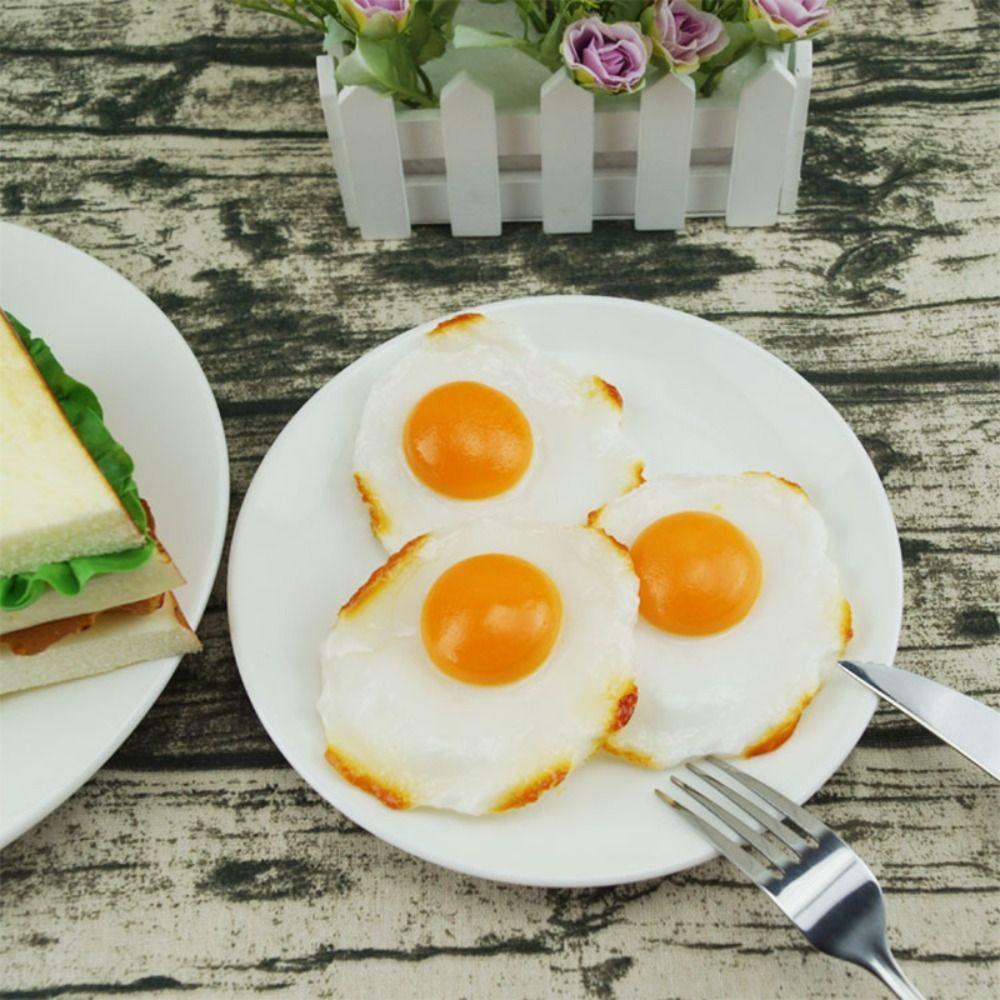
[315,54,358,228]
[540,71,594,233]
[440,73,501,237]
[634,73,696,231]
[726,47,797,226]
[338,85,411,239]
[780,40,814,213]
[395,104,738,160]
[683,165,729,217]
[405,165,730,225]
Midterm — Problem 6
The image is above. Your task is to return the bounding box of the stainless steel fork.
[659,756,924,1000]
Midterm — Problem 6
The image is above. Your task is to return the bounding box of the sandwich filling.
[1,593,165,655]
[0,309,200,694]
[0,312,154,611]
[1,500,175,656]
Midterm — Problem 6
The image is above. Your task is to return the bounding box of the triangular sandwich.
[0,309,200,694]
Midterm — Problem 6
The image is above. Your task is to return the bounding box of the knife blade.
[838,660,1000,782]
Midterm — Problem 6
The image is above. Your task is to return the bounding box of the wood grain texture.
[1,0,998,997]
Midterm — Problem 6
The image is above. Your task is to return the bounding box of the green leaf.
[407,2,433,57]
[228,0,325,34]
[429,0,460,30]
[335,44,385,89]
[536,12,567,69]
[335,34,435,106]
[0,312,155,611]
[452,25,526,50]
[380,34,421,89]
[452,24,559,70]
[701,20,755,71]
[605,0,645,21]
[337,36,399,89]
[748,18,784,46]
[322,13,353,50]
[415,28,447,64]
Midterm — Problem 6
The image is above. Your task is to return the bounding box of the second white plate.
[0,223,229,849]
[229,295,902,887]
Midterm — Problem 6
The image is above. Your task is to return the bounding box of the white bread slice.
[0,313,144,576]
[0,540,184,635]
[0,592,200,695]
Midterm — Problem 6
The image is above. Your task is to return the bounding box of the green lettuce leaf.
[0,311,154,612]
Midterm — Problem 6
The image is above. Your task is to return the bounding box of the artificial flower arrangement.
[232,1,833,107]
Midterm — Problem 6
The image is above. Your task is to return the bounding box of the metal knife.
[838,660,1000,781]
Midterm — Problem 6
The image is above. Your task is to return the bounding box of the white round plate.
[0,222,229,848]
[229,295,901,888]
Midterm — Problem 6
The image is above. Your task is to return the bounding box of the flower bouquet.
[232,1,833,236]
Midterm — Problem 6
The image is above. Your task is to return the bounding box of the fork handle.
[867,949,925,1000]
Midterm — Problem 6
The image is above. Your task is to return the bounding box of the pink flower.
[560,17,652,94]
[748,0,833,41]
[647,0,727,74]
[336,0,412,37]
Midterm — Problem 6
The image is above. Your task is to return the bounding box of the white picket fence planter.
[317,41,811,239]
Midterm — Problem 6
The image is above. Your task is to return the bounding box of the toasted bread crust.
[165,593,197,638]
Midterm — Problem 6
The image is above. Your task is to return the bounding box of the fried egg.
[318,521,639,814]
[591,473,852,768]
[353,312,643,552]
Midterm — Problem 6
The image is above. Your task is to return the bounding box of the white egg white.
[318,521,639,815]
[353,313,643,552]
[593,473,850,768]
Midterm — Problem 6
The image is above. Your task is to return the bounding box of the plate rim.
[0,221,230,849]
[228,293,902,887]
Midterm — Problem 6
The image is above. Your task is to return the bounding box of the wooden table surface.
[2,1,998,997]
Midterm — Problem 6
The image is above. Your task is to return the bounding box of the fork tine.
[688,761,809,854]
[655,789,774,885]
[670,774,791,869]
[705,756,827,840]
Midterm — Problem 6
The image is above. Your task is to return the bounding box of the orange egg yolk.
[421,553,563,685]
[630,511,762,636]
[403,381,533,499]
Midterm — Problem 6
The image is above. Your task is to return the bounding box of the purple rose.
[560,17,652,94]
[748,0,833,41]
[336,0,412,37]
[647,0,727,74]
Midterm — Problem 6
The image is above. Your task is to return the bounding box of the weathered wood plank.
[3,140,997,414]
[1,764,996,998]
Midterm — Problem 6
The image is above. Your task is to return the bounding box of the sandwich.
[0,308,200,695]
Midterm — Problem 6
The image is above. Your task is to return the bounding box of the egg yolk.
[630,511,762,636]
[403,381,532,499]
[421,553,562,685]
